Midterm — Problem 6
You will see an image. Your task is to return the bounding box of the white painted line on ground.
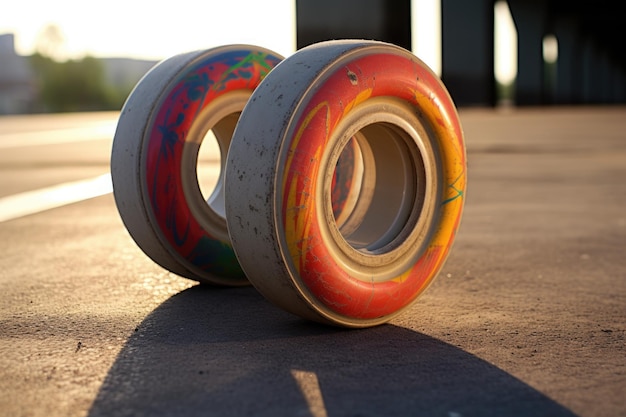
[0,122,116,149]
[0,173,113,223]
[290,369,328,417]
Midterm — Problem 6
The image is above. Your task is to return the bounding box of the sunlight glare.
[411,0,441,75]
[494,0,517,85]
[543,34,558,64]
[291,369,328,417]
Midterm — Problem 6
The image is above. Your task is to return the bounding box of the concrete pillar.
[578,10,626,104]
[296,0,411,50]
[597,50,612,103]
[441,0,495,107]
[507,0,547,105]
[614,67,626,103]
[553,17,582,104]
[580,38,594,103]
[581,39,612,104]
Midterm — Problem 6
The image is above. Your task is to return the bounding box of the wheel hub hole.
[331,123,426,254]
[196,112,239,219]
[197,130,220,202]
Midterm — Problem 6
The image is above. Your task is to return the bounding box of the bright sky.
[0,0,516,81]
[0,0,297,60]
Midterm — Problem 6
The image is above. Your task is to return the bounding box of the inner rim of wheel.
[181,91,250,243]
[320,97,441,281]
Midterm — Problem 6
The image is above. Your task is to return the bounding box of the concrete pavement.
[0,107,624,417]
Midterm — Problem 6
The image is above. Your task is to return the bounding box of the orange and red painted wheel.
[226,40,466,327]
[111,45,283,285]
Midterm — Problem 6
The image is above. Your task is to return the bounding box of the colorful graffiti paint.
[280,51,466,319]
[145,49,282,280]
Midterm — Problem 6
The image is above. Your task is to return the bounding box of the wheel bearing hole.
[331,122,426,255]
[195,112,239,219]
[197,130,220,203]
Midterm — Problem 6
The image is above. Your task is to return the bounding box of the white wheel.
[226,40,466,326]
[111,45,283,285]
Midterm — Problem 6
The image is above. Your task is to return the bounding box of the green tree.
[30,53,126,112]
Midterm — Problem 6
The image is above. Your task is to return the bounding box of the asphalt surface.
[0,108,624,417]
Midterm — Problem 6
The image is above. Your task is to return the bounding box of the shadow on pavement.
[88,285,577,417]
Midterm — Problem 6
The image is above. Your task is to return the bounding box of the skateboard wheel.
[111,45,283,285]
[226,40,466,326]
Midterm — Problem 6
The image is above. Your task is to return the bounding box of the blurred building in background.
[0,34,37,114]
[0,33,156,115]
